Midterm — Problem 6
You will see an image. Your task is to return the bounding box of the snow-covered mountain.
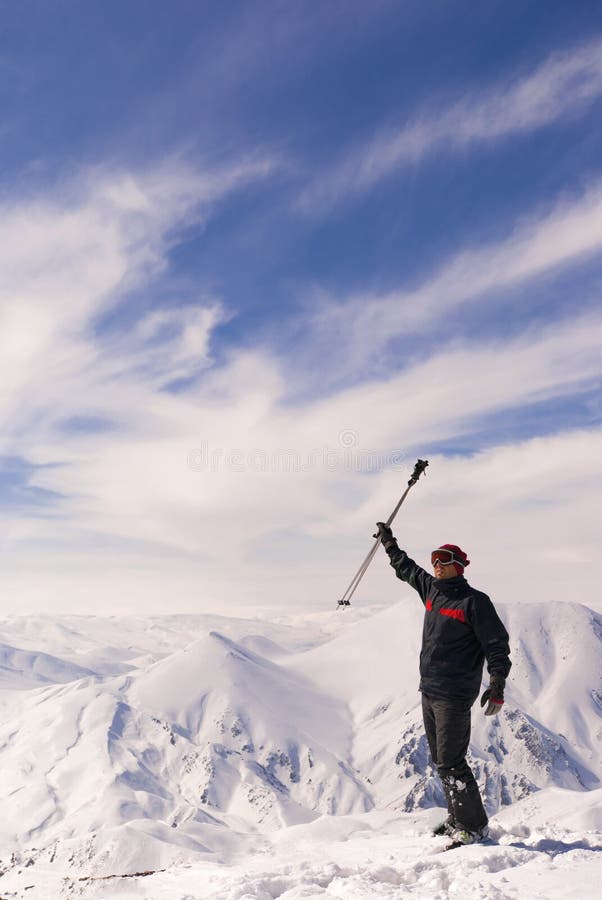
[0,601,600,898]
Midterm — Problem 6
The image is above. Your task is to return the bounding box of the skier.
[375,523,511,847]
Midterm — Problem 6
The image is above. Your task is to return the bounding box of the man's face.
[433,560,458,579]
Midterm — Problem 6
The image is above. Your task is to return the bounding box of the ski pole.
[336,459,429,609]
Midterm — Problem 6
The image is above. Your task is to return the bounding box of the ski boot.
[445,824,490,850]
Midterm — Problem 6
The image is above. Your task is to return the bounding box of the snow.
[0,600,600,898]
[5,795,600,899]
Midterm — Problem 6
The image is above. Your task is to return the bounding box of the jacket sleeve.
[469,593,512,679]
[385,545,435,605]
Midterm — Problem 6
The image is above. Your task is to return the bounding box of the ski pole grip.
[408,458,429,486]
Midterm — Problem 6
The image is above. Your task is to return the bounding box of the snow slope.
[0,601,599,898]
[0,641,95,689]
[3,789,601,899]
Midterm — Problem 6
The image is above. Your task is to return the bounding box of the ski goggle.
[431,549,462,567]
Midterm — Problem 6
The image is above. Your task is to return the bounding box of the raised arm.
[375,522,435,604]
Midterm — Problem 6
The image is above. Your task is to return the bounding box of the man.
[375,523,511,847]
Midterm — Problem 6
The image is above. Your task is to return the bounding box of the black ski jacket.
[386,545,511,703]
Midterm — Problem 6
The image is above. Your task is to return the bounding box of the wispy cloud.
[0,155,275,452]
[1,156,600,614]
[293,312,602,489]
[8,299,600,611]
[301,180,602,376]
[298,37,602,212]
[97,304,229,388]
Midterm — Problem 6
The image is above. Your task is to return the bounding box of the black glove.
[480,675,505,716]
[373,522,397,550]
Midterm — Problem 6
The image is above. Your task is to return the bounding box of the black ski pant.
[421,692,488,831]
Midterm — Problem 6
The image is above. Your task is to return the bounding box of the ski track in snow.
[0,603,600,899]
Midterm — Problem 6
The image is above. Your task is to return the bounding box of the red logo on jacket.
[426,598,466,623]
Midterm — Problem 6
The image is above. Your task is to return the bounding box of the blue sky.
[1,2,601,612]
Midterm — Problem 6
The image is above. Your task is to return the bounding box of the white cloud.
[0,156,275,453]
[305,313,602,456]
[96,303,229,389]
[0,160,599,616]
[303,181,602,375]
[4,302,599,613]
[298,37,602,212]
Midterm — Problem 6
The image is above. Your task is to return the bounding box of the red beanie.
[439,544,470,576]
